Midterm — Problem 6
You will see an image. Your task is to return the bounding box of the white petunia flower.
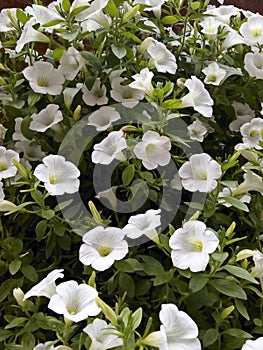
[25,4,63,27]
[23,269,64,300]
[143,304,201,349]
[202,62,226,86]
[12,118,28,142]
[110,77,144,108]
[83,319,123,350]
[187,120,208,142]
[0,182,5,201]
[82,79,108,106]
[48,280,101,322]
[34,155,80,196]
[123,209,161,240]
[240,15,263,46]
[234,170,263,196]
[200,17,222,39]
[30,104,63,132]
[229,101,255,132]
[0,9,18,32]
[129,68,154,97]
[179,153,222,192]
[15,19,50,53]
[244,52,263,80]
[0,146,19,180]
[205,5,239,25]
[88,106,121,131]
[23,61,65,95]
[180,76,213,118]
[241,337,263,350]
[58,46,86,80]
[147,40,177,74]
[81,9,111,32]
[33,341,55,350]
[91,130,127,165]
[240,117,263,149]
[133,0,167,17]
[79,226,128,271]
[251,250,263,279]
[134,130,171,170]
[15,140,45,162]
[63,83,83,110]
[169,220,219,272]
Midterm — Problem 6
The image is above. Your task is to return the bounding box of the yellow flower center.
[37,77,48,87]
[250,130,259,138]
[198,171,207,180]
[49,174,57,184]
[208,74,217,82]
[252,28,261,37]
[0,162,8,171]
[98,246,111,257]
[192,240,203,252]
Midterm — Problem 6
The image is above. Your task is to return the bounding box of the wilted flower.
[178,153,222,192]
[34,155,80,195]
[169,220,219,272]
[79,226,128,271]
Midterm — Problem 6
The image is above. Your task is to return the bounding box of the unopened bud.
[13,288,25,307]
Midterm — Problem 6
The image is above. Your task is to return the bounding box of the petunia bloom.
[240,117,263,149]
[0,146,19,180]
[244,52,263,80]
[88,106,121,131]
[178,153,222,192]
[83,318,123,350]
[30,104,63,132]
[34,155,80,196]
[241,337,263,350]
[91,131,127,165]
[23,269,64,300]
[179,76,214,118]
[58,46,86,80]
[123,209,161,240]
[23,61,65,95]
[129,68,154,97]
[134,130,171,170]
[79,226,128,271]
[169,220,219,272]
[48,280,101,322]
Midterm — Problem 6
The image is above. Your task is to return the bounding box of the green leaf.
[131,307,142,330]
[22,265,38,282]
[162,99,182,109]
[221,197,249,212]
[122,164,135,186]
[80,51,102,72]
[119,273,135,297]
[42,19,64,27]
[161,15,180,25]
[36,220,47,241]
[31,189,45,207]
[5,317,28,329]
[203,328,218,347]
[62,0,71,12]
[235,299,250,320]
[223,265,258,284]
[211,252,228,264]
[211,279,247,300]
[104,0,117,18]
[189,273,209,293]
[69,5,90,19]
[27,91,41,108]
[59,29,79,42]
[16,9,28,25]
[114,259,143,273]
[223,328,253,339]
[53,47,65,61]
[9,259,21,275]
[121,31,141,44]
[153,270,174,286]
[40,209,55,220]
[139,255,165,275]
[111,44,126,59]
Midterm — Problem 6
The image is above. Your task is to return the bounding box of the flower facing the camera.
[48,281,101,323]
[23,269,64,300]
[179,76,214,118]
[22,61,65,95]
[30,104,63,133]
[169,220,219,272]
[110,77,144,108]
[146,40,177,74]
[178,153,222,193]
[79,226,128,271]
[239,14,263,46]
[143,303,201,349]
[240,117,263,149]
[82,78,109,106]
[0,146,19,180]
[244,52,263,80]
[33,155,80,195]
[92,130,127,164]
[202,62,226,86]
[241,337,263,350]
[187,120,208,142]
[58,46,86,80]
[134,130,171,170]
[83,318,123,350]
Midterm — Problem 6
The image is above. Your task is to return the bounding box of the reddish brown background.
[0,0,262,12]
